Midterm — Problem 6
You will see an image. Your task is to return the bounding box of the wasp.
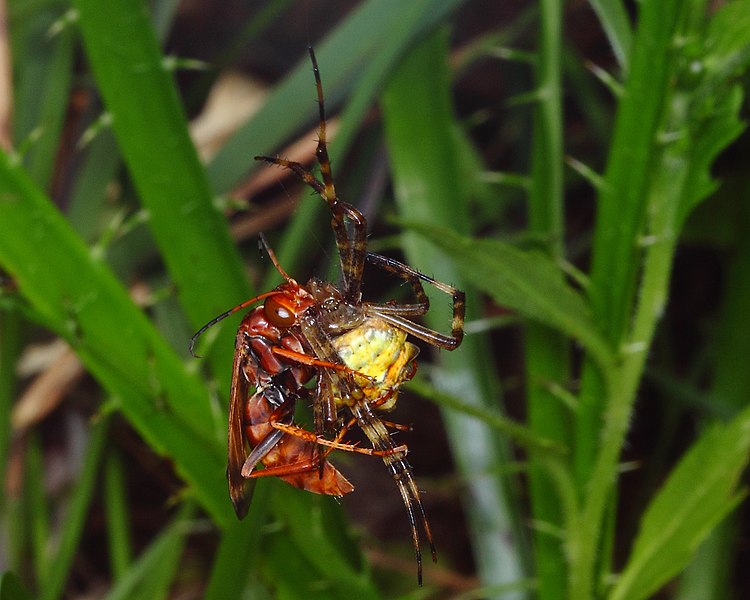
[226,303,354,518]
[192,47,465,584]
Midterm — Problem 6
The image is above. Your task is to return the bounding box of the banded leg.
[364,252,465,349]
[348,400,436,586]
[254,48,368,303]
[307,46,367,303]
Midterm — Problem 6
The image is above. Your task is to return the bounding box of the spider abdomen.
[333,317,419,410]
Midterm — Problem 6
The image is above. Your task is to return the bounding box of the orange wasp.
[225,307,353,518]
[192,47,465,584]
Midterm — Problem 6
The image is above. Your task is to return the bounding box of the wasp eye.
[264,295,296,327]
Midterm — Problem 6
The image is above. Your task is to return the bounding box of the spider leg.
[364,253,465,349]
[365,252,430,315]
[348,401,435,586]
[308,46,367,303]
[313,371,338,437]
[270,345,373,382]
[255,47,367,303]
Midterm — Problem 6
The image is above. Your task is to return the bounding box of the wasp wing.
[227,340,255,519]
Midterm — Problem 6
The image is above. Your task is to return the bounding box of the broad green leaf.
[408,222,612,368]
[74,0,250,389]
[0,150,230,526]
[610,405,750,600]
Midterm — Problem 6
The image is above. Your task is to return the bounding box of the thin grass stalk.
[0,310,22,516]
[104,448,133,580]
[102,503,195,600]
[27,435,49,589]
[585,0,632,73]
[525,1,569,598]
[40,415,111,600]
[570,0,682,595]
[12,6,73,190]
[574,0,681,487]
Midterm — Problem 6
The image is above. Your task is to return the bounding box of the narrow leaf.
[408,222,612,368]
[74,0,250,387]
[610,405,750,600]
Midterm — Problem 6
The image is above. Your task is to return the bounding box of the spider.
[191,46,465,585]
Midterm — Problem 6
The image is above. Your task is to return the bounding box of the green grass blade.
[103,449,133,579]
[408,377,566,454]
[0,309,21,515]
[406,224,612,370]
[0,150,229,525]
[205,0,469,194]
[11,4,73,189]
[571,2,750,597]
[27,435,49,587]
[674,519,734,600]
[65,130,121,242]
[586,0,632,72]
[585,0,680,348]
[526,3,570,597]
[382,30,528,596]
[0,572,33,600]
[103,503,195,600]
[571,0,684,545]
[270,490,379,599]
[203,484,270,600]
[73,0,250,382]
[40,416,110,600]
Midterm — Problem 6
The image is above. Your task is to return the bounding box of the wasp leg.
[241,428,286,477]
[271,345,374,382]
[269,421,408,457]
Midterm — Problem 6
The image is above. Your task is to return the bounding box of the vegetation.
[1,0,750,598]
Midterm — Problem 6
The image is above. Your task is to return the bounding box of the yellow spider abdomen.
[333,317,419,410]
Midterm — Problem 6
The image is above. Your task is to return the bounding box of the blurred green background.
[2,1,750,599]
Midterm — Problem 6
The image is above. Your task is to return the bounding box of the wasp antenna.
[189,289,282,357]
[189,309,237,358]
[259,232,295,284]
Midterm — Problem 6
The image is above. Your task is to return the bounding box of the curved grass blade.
[0,150,229,526]
[610,406,750,600]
